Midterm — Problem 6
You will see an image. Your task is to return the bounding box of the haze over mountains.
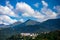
[0,19,60,40]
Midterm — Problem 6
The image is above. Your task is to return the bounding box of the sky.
[0,0,60,25]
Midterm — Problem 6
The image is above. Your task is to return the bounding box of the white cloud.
[40,6,57,22]
[33,11,45,19]
[0,1,25,25]
[41,7,57,18]
[34,3,39,8]
[38,0,58,22]
[16,2,57,22]
[42,0,48,7]
[0,15,17,25]
[0,1,18,25]
[54,6,60,13]
[0,1,58,25]
[0,5,16,17]
[6,1,13,9]
[16,2,35,14]
[19,19,24,22]
[22,12,31,17]
[54,6,60,18]
[22,11,45,19]
[16,2,45,20]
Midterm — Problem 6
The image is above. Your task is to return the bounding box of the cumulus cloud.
[0,1,18,25]
[0,0,58,25]
[54,6,60,13]
[0,15,17,25]
[0,5,16,17]
[41,7,57,19]
[16,1,57,22]
[19,19,24,22]
[40,0,57,21]
[16,2,45,21]
[16,2,34,14]
[33,11,45,19]
[34,3,39,8]
[42,0,48,7]
[54,6,60,18]
[6,1,13,9]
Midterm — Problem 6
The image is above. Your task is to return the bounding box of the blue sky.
[0,0,60,25]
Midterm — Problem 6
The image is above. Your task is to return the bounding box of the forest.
[7,30,60,40]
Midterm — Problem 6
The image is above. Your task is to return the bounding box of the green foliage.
[7,30,60,40]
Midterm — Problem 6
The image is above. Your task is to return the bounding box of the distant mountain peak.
[24,19,40,25]
[10,21,22,27]
[42,18,60,23]
[14,21,22,24]
[0,24,5,26]
[25,19,39,22]
[26,19,31,21]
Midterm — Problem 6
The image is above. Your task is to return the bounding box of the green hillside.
[7,30,60,40]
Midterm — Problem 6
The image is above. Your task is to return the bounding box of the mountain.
[12,19,41,33]
[24,19,40,25]
[0,24,5,26]
[9,21,22,27]
[41,19,60,30]
[0,24,8,30]
[0,19,41,40]
[0,21,22,29]
[0,19,60,40]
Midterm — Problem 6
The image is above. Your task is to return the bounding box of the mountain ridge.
[0,19,60,40]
